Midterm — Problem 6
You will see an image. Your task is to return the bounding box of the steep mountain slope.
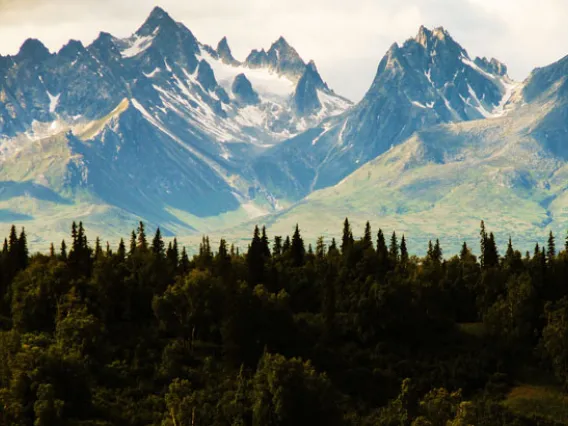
[260,53,568,253]
[251,26,518,201]
[0,6,351,245]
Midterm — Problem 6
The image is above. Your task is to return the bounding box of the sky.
[0,0,567,101]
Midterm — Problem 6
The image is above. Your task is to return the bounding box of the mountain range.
[1,6,567,252]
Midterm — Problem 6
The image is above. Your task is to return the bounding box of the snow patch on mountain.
[120,27,159,58]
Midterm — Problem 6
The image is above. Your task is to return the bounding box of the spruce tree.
[376,230,387,257]
[94,237,102,260]
[151,227,165,258]
[316,236,326,260]
[389,231,399,263]
[460,242,469,261]
[548,231,556,260]
[8,225,17,256]
[329,238,338,254]
[129,231,137,256]
[283,236,291,253]
[273,236,283,257]
[480,220,487,268]
[17,228,28,270]
[117,239,126,260]
[60,240,67,260]
[180,247,190,274]
[341,218,353,254]
[137,222,147,250]
[363,221,372,249]
[400,235,408,266]
[291,224,305,267]
[50,243,55,258]
[261,226,271,258]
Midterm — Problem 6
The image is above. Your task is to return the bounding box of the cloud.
[0,0,566,101]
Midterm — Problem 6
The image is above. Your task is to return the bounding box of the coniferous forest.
[2,219,568,425]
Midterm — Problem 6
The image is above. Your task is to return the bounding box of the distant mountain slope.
[251,26,518,201]
[260,52,568,253]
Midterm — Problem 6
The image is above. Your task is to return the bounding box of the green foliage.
[0,221,567,425]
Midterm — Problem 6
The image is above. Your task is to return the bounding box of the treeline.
[0,219,568,425]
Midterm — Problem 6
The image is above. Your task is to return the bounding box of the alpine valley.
[0,6,566,252]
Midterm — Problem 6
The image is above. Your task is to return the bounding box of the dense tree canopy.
[0,220,567,425]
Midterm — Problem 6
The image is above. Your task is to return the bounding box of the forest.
[1,219,568,425]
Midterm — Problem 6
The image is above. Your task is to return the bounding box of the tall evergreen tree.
[151,228,165,258]
[291,225,305,267]
[180,247,190,274]
[94,237,103,260]
[117,238,126,260]
[389,231,399,264]
[548,231,556,260]
[400,235,409,266]
[60,240,67,260]
[129,231,137,256]
[341,218,354,254]
[137,222,147,250]
[363,221,373,249]
[261,226,271,259]
[273,236,283,257]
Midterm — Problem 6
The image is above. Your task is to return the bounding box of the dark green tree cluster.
[0,219,567,425]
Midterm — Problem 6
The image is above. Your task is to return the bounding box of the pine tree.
[400,235,408,266]
[60,240,67,260]
[376,229,387,257]
[389,231,399,263]
[433,239,442,264]
[2,238,7,255]
[548,231,556,260]
[117,238,126,260]
[460,242,469,261]
[480,220,487,268]
[151,227,165,258]
[329,238,338,254]
[94,237,103,260]
[316,236,326,260]
[49,243,55,258]
[291,224,305,267]
[273,236,283,257]
[341,218,353,254]
[8,225,17,256]
[283,236,291,253]
[363,221,372,249]
[106,242,111,256]
[180,247,190,274]
[137,222,147,250]
[261,226,271,258]
[17,228,28,270]
[129,231,137,256]
[506,237,514,259]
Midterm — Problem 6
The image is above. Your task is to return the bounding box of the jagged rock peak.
[415,25,452,46]
[232,73,260,105]
[136,6,178,36]
[197,59,218,92]
[17,38,51,61]
[217,37,239,65]
[58,39,86,58]
[475,57,508,76]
